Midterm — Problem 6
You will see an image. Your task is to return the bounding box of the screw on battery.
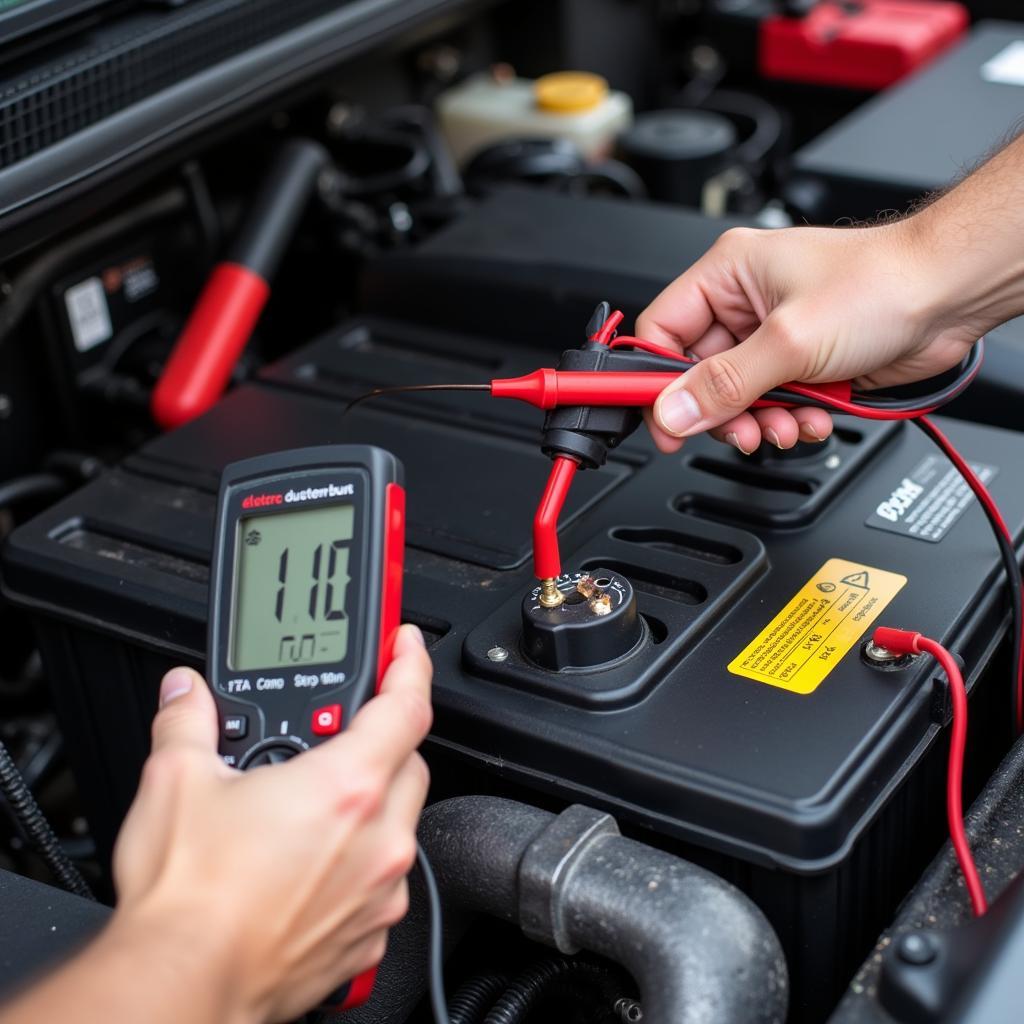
[897,932,938,966]
[487,646,509,663]
[615,998,643,1022]
[825,454,841,470]
[864,640,902,664]
[862,639,915,672]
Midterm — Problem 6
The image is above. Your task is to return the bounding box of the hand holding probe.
[344,303,986,606]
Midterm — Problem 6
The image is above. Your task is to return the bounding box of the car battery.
[792,20,1024,221]
[4,314,1023,1020]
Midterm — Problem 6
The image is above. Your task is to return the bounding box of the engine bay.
[0,3,1023,1023]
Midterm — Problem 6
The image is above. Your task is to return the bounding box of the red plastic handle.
[151,263,270,430]
[490,370,853,411]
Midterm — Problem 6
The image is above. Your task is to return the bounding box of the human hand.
[638,222,981,454]
[111,623,433,1024]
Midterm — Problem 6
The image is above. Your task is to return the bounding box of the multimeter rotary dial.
[238,737,309,769]
[521,568,644,671]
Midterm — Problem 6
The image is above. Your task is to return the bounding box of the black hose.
[482,958,621,1024]
[0,741,93,899]
[447,973,508,1024]
[0,473,65,509]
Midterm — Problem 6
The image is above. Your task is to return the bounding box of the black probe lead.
[914,417,1024,733]
[846,342,985,411]
[417,842,452,1024]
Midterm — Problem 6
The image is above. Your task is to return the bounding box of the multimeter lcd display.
[231,504,355,671]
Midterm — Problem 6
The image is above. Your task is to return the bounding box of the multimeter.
[207,444,405,1009]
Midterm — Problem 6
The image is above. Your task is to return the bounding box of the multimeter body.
[207,444,405,1009]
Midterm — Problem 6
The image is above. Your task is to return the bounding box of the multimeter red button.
[223,714,248,740]
[312,705,343,736]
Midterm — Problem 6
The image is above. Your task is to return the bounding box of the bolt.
[388,202,413,234]
[825,454,841,470]
[690,43,721,75]
[325,101,356,135]
[615,998,643,1022]
[486,646,509,663]
[538,578,565,608]
[864,640,902,664]
[897,932,938,966]
[416,44,462,82]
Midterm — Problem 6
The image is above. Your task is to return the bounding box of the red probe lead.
[872,628,988,916]
[533,456,579,608]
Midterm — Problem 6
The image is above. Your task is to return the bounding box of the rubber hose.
[483,959,619,1024]
[0,741,93,899]
[0,473,65,509]
[447,973,509,1024]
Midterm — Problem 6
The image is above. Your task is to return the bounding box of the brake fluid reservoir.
[436,70,633,165]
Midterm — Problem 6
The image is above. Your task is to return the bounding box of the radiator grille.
[0,0,357,167]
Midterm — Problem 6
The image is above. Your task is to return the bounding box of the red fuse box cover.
[760,1,968,91]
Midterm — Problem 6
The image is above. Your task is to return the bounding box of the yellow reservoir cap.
[535,72,609,115]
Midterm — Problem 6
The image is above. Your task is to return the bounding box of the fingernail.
[805,423,823,441]
[724,430,749,454]
[657,388,701,436]
[408,625,426,647]
[765,428,783,449]
[683,349,701,363]
[160,668,194,707]
[720,430,753,454]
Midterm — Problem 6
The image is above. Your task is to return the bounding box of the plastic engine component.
[521,569,643,671]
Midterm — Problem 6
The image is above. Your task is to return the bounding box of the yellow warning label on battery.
[728,558,907,694]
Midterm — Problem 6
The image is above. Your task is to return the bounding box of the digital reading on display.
[231,503,355,671]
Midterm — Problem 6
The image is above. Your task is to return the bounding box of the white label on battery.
[980,41,1024,87]
[64,277,113,352]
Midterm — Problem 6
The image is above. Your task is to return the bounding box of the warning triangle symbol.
[840,571,870,589]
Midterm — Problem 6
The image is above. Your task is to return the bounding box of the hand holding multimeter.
[207,445,405,772]
[108,628,431,1024]
[196,444,426,1012]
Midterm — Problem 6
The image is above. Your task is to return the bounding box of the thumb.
[150,667,219,755]
[653,318,799,437]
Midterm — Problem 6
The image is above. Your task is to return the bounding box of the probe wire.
[915,417,1024,735]
[872,629,989,916]
[923,637,990,917]
[417,842,452,1024]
